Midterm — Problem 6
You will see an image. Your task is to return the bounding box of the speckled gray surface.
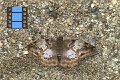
[0,0,119,80]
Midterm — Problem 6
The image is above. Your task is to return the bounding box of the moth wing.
[72,39,95,59]
[60,39,95,67]
[26,38,58,66]
[26,38,46,57]
[60,49,79,67]
[40,49,58,66]
[77,48,94,59]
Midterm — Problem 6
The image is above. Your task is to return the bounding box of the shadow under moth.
[26,36,95,67]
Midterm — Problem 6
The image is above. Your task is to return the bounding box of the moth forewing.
[40,39,59,67]
[60,40,79,67]
[72,40,85,51]
[73,40,95,59]
[60,54,79,67]
[26,38,47,57]
[40,49,58,66]
[37,39,47,50]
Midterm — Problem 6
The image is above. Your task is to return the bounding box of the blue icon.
[12,22,22,28]
[12,6,22,12]
[12,13,22,21]
[7,6,27,28]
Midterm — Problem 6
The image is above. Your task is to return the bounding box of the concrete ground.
[0,0,119,80]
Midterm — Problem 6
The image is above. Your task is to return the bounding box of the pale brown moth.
[26,36,95,67]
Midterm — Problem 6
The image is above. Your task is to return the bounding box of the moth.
[26,36,95,67]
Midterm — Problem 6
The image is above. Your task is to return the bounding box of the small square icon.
[12,6,22,12]
[8,16,11,19]
[23,16,26,19]
[12,13,22,21]
[23,21,26,23]
[8,13,11,15]
[12,22,22,28]
[23,8,27,11]
[7,6,28,29]
[7,7,11,11]
[23,12,26,15]
[23,24,27,28]
[8,24,11,28]
[8,20,11,23]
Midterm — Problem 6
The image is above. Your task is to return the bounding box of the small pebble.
[91,3,95,8]
[11,39,16,43]
[110,0,117,5]
[0,41,3,48]
[108,0,117,8]
[78,25,84,28]
[23,51,29,55]
[66,18,73,26]
[16,53,20,57]
[112,58,118,62]
[19,43,23,49]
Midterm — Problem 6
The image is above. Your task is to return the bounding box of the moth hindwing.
[26,37,95,67]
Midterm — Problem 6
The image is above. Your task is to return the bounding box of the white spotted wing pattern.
[26,36,95,67]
